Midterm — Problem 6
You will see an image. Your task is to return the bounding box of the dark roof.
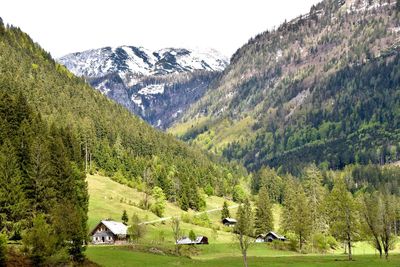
[222,218,237,223]
[266,231,285,239]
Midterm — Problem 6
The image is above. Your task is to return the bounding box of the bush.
[284,232,299,252]
[23,214,58,265]
[232,185,246,202]
[204,184,214,196]
[312,233,330,252]
[192,213,211,228]
[326,235,338,250]
[271,239,291,251]
[0,233,7,265]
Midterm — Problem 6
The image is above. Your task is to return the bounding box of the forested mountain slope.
[0,19,245,214]
[170,0,400,173]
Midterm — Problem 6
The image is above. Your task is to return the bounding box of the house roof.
[91,220,128,235]
[267,231,285,239]
[222,218,237,223]
[176,236,207,245]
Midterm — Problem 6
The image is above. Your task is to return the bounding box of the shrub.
[0,233,7,265]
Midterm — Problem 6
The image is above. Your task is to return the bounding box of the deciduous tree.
[234,199,253,267]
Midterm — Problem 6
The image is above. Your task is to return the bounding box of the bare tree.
[234,199,253,267]
[171,217,182,255]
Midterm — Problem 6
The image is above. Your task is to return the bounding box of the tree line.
[233,163,400,267]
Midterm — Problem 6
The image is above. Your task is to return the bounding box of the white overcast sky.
[2,0,321,58]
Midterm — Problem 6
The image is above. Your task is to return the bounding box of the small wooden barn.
[90,220,129,245]
[255,231,286,243]
[176,236,209,245]
[222,217,237,227]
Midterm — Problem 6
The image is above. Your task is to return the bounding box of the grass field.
[86,246,400,267]
[86,174,400,267]
[87,174,239,243]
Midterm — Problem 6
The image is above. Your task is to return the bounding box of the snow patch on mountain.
[138,84,165,95]
[58,46,228,80]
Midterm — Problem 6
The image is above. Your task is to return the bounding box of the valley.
[1,0,400,266]
[85,174,400,267]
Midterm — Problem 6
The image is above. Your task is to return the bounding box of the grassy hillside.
[170,0,400,172]
[87,174,239,243]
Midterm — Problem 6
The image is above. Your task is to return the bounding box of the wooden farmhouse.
[176,236,209,245]
[255,231,286,243]
[222,217,237,227]
[90,220,129,245]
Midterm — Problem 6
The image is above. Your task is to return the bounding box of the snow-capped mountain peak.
[58,46,228,79]
[57,45,228,129]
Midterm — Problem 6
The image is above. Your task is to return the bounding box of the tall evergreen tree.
[254,186,273,235]
[221,201,230,220]
[303,164,326,233]
[0,140,28,230]
[121,210,129,225]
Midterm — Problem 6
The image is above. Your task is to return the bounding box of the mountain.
[58,46,228,128]
[0,21,246,214]
[170,0,400,173]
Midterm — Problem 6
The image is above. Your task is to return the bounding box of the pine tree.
[221,201,230,220]
[254,186,273,235]
[27,137,54,214]
[0,140,28,228]
[303,164,325,233]
[121,210,128,225]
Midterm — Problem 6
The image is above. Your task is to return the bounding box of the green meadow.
[86,174,400,267]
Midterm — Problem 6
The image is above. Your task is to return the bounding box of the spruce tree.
[121,210,129,225]
[221,201,230,220]
[254,186,273,235]
[0,140,28,227]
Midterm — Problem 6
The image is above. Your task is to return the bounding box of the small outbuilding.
[222,217,237,227]
[176,236,209,245]
[255,231,286,243]
[91,220,129,245]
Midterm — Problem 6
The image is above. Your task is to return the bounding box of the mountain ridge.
[58,46,228,129]
[169,0,400,172]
